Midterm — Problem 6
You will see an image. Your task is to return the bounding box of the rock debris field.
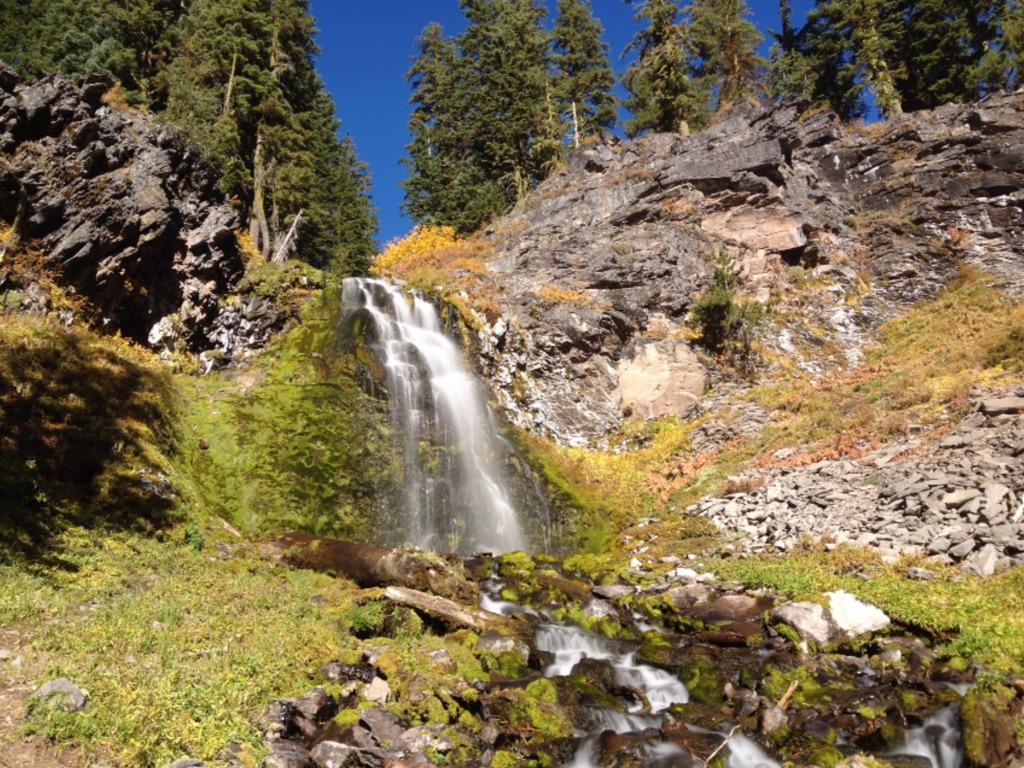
[689,389,1024,576]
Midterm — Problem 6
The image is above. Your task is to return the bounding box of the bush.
[688,251,768,367]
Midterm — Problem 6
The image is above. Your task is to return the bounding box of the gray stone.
[363,677,390,705]
[760,704,789,735]
[963,544,1001,577]
[475,630,529,660]
[943,488,981,509]
[31,678,88,712]
[771,602,834,647]
[906,567,935,581]
[592,584,635,599]
[263,741,313,768]
[161,761,209,768]
[949,538,978,559]
[309,742,353,768]
[979,397,1024,416]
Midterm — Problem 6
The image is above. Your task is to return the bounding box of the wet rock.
[760,704,789,735]
[477,630,530,661]
[684,594,773,624]
[961,684,1023,768]
[592,584,635,600]
[30,677,88,712]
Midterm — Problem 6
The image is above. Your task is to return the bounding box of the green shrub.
[688,251,768,366]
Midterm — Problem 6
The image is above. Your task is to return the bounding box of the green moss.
[961,683,1017,768]
[496,550,536,578]
[492,750,520,768]
[332,708,361,730]
[683,655,725,706]
[761,664,847,709]
[809,746,846,767]
[179,289,395,539]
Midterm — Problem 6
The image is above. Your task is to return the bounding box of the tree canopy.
[0,0,377,273]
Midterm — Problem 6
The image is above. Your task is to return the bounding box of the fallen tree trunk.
[383,586,531,639]
[260,532,478,603]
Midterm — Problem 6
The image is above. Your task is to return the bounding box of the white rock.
[363,676,391,705]
[771,602,834,646]
[827,590,890,638]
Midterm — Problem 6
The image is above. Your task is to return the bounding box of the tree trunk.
[383,586,528,637]
[249,130,272,258]
[260,532,479,603]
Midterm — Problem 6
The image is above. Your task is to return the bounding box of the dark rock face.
[474,95,1024,444]
[0,66,254,355]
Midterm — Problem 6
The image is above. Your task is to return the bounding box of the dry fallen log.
[383,586,530,639]
[260,532,478,602]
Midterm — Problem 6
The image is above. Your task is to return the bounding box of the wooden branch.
[702,724,740,767]
[272,208,303,264]
[777,679,799,710]
[260,532,478,602]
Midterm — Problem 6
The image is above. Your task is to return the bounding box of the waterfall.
[341,277,536,555]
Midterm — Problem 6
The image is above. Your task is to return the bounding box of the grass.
[3,527,359,767]
[712,543,1024,673]
[0,316,181,559]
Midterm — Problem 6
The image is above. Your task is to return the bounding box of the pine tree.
[766,0,815,102]
[623,0,707,136]
[401,22,507,233]
[686,0,764,111]
[551,0,618,143]
[402,1,559,233]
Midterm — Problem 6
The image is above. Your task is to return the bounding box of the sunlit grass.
[3,527,358,767]
[712,543,1024,672]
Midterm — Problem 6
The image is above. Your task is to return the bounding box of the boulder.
[826,591,890,638]
[30,677,88,712]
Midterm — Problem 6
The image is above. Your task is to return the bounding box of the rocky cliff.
[471,94,1024,446]
[0,64,282,359]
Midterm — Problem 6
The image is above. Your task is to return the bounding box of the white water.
[342,277,526,554]
[886,706,962,768]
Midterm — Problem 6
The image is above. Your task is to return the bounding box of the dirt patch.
[0,626,85,768]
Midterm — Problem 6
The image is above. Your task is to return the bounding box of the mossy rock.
[961,683,1021,768]
[479,679,574,742]
[496,550,537,579]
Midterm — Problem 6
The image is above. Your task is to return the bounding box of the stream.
[481,583,962,768]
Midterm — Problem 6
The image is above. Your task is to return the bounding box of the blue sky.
[307,1,814,247]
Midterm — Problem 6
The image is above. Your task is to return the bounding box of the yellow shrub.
[372,225,461,277]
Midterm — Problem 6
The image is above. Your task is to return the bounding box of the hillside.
[2,69,1024,767]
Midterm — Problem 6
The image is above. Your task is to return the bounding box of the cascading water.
[341,277,544,554]
[480,586,962,768]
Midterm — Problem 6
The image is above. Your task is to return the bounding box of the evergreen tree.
[623,0,707,136]
[686,0,764,110]
[402,1,559,234]
[401,22,507,233]
[766,0,815,102]
[0,0,377,271]
[551,0,618,143]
